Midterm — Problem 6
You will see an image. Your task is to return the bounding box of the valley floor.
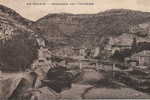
[1,70,150,99]
[61,83,150,99]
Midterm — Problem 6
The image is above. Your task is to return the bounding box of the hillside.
[1,4,150,70]
[0,4,33,26]
[0,5,38,71]
[31,9,150,49]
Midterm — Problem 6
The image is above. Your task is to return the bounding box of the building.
[72,47,85,56]
[104,36,133,55]
[128,50,150,67]
[70,47,87,58]
[124,57,139,67]
[53,46,74,57]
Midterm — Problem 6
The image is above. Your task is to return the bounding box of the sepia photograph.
[0,0,150,99]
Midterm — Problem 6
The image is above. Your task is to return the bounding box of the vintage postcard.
[0,0,150,99]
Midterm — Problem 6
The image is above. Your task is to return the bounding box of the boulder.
[0,78,20,100]
[0,72,39,100]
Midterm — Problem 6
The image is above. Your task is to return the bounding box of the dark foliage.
[0,33,38,71]
[44,66,72,93]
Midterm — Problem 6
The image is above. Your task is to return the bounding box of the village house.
[125,50,150,67]
[54,46,74,57]
[72,46,103,59]
[72,47,85,56]
[68,47,88,59]
[106,34,133,55]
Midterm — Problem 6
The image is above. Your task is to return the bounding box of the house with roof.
[132,50,150,66]
[126,50,150,67]
[72,47,86,57]
[112,34,133,50]
[104,35,133,55]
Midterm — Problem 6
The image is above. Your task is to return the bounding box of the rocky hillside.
[1,4,150,70]
[0,4,33,26]
[0,5,38,71]
[31,9,150,48]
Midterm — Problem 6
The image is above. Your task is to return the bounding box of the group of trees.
[0,32,38,71]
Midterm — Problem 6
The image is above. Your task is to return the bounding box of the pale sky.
[0,0,150,21]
